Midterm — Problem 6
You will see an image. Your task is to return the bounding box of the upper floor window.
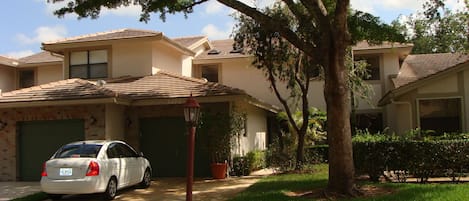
[19,69,35,88]
[195,64,220,83]
[354,55,380,80]
[70,50,107,79]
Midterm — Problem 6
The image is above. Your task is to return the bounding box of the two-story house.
[2,28,469,182]
[0,29,277,181]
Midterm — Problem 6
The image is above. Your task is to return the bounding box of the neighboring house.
[0,29,277,181]
[379,53,469,135]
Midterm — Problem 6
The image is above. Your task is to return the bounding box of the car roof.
[65,140,125,146]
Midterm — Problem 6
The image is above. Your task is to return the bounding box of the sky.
[0,0,464,58]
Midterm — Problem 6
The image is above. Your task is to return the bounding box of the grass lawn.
[228,164,469,201]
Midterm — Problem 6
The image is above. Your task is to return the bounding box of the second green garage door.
[19,119,85,181]
[140,117,210,177]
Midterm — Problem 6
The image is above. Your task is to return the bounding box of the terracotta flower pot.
[210,162,227,179]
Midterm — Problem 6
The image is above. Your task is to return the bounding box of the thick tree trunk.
[324,46,355,196]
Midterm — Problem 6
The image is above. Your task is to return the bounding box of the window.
[354,55,380,80]
[54,144,102,158]
[19,70,35,88]
[70,50,107,79]
[419,98,461,134]
[197,64,219,83]
[354,112,383,134]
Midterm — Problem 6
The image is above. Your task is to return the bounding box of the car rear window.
[54,144,103,158]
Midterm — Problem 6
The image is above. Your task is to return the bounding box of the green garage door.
[19,119,85,181]
[140,117,210,177]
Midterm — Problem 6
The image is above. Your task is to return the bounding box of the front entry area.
[18,119,85,181]
[140,117,210,177]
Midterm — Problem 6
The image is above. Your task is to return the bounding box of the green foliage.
[232,150,266,176]
[353,130,469,183]
[305,144,329,163]
[349,11,407,44]
[229,163,469,201]
[198,109,246,163]
[392,0,469,53]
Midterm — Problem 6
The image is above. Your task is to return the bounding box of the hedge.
[353,140,469,182]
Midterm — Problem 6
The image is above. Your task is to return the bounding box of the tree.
[392,0,469,53]
[48,0,404,196]
[232,5,319,170]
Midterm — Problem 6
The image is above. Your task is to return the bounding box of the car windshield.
[54,144,103,158]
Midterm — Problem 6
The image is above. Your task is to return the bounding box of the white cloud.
[204,0,225,14]
[102,4,141,17]
[351,0,425,14]
[201,23,234,39]
[4,50,35,59]
[16,25,67,45]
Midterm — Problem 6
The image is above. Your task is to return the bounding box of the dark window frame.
[18,69,36,88]
[354,54,381,81]
[418,97,462,134]
[69,50,108,79]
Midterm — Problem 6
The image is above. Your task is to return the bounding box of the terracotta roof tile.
[195,39,249,60]
[393,53,469,88]
[43,28,162,45]
[0,71,247,103]
[18,51,63,64]
[172,36,206,48]
[0,79,118,103]
[105,71,246,99]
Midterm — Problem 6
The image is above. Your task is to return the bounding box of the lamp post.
[183,94,200,201]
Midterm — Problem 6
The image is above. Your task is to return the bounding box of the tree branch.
[217,0,317,56]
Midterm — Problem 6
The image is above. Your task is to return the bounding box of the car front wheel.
[104,177,117,200]
[139,168,151,188]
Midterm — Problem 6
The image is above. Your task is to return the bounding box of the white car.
[40,140,152,200]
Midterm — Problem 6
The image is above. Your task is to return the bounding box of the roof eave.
[161,35,196,56]
[0,97,131,109]
[42,34,164,54]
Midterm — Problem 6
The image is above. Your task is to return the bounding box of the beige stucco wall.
[233,101,268,156]
[418,74,458,94]
[105,104,125,140]
[464,69,469,133]
[0,104,105,181]
[113,41,153,77]
[37,64,62,85]
[0,66,15,93]
[181,55,193,77]
[381,53,401,92]
[152,42,184,75]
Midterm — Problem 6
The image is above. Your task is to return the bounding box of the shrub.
[246,150,266,172]
[352,131,469,183]
[232,156,250,176]
[305,145,329,163]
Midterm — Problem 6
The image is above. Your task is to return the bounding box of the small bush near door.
[231,151,266,176]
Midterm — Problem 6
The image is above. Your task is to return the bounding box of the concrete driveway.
[0,169,273,201]
[54,176,262,201]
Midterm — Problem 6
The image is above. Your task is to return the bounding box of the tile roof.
[195,39,249,60]
[18,51,63,65]
[104,71,246,99]
[172,36,207,48]
[393,53,469,88]
[0,71,247,103]
[0,55,19,67]
[353,41,414,51]
[43,28,162,45]
[0,79,118,103]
